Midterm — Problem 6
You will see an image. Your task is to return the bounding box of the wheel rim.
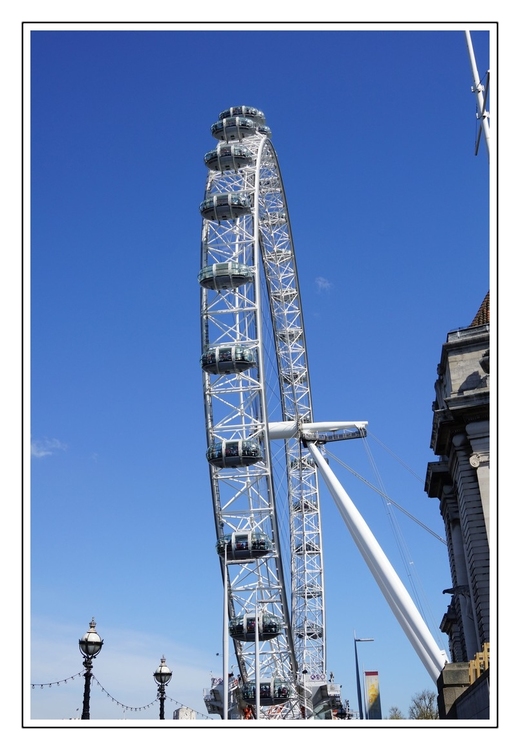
[200,107,326,718]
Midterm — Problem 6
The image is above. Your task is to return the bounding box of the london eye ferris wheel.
[199,106,333,719]
[198,106,447,721]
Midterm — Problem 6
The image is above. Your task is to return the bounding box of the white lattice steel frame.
[200,110,326,717]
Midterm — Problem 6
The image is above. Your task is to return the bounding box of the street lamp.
[79,617,103,720]
[154,656,172,719]
[354,634,373,720]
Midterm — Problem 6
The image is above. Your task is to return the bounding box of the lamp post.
[354,634,373,720]
[154,656,172,719]
[79,617,103,720]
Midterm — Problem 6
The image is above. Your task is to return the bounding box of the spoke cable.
[326,448,446,544]
[326,441,450,654]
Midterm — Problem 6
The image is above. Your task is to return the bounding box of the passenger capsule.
[295,541,320,554]
[278,328,302,343]
[204,144,253,172]
[270,288,297,303]
[258,180,281,196]
[290,456,317,471]
[198,262,254,291]
[211,117,272,142]
[293,498,319,512]
[229,613,283,642]
[200,192,252,222]
[256,124,271,137]
[216,530,273,560]
[295,586,322,599]
[264,211,287,225]
[203,687,222,715]
[201,346,256,374]
[264,249,292,264]
[218,106,266,125]
[206,439,262,468]
[211,116,257,142]
[282,368,307,385]
[241,679,291,706]
[296,624,323,639]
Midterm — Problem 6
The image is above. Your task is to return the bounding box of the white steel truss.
[199,108,326,718]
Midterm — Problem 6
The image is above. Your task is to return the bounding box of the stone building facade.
[425,293,490,718]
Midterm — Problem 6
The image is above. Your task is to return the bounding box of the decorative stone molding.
[452,432,469,449]
[469,452,489,468]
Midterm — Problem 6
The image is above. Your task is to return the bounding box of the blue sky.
[25,23,492,727]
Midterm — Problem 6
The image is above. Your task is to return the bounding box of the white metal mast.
[269,420,449,683]
[465,30,490,159]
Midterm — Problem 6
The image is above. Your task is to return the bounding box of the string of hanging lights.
[31,671,84,689]
[31,671,212,719]
[31,618,213,719]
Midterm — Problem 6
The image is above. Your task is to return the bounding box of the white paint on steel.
[306,440,448,682]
